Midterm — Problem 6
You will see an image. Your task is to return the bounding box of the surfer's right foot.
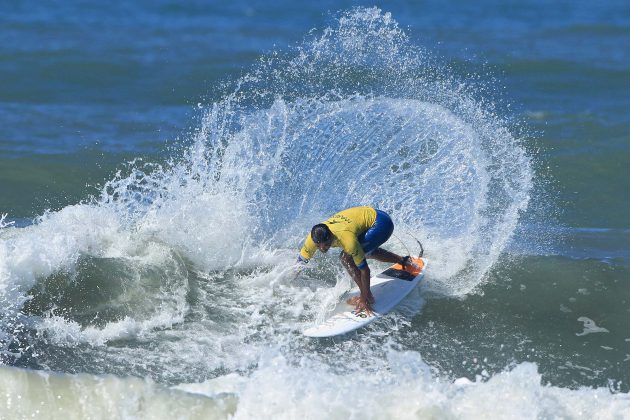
[401,256,419,271]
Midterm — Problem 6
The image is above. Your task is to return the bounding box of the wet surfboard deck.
[303,257,426,337]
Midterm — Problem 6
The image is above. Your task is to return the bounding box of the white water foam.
[3,354,629,420]
[194,354,630,420]
[0,365,235,419]
[0,204,191,349]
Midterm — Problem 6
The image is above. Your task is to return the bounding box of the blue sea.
[1,1,630,418]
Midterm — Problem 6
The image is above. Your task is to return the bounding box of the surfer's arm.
[294,236,316,279]
[358,264,372,299]
[299,234,317,261]
[294,231,315,269]
[356,265,373,315]
[340,253,374,315]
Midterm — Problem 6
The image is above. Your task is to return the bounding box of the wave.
[2,358,629,420]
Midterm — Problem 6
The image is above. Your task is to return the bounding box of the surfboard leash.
[392,232,424,258]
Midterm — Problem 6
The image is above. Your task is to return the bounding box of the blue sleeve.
[357,259,368,269]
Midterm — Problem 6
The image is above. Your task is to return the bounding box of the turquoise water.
[1,2,629,418]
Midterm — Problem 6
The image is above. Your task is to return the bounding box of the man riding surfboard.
[298,206,416,315]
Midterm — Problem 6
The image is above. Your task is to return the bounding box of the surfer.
[298,206,416,315]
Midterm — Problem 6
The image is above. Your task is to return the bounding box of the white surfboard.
[303,257,426,337]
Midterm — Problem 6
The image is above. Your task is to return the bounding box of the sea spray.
[172,6,533,294]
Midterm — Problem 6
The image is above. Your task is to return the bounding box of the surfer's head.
[311,224,333,252]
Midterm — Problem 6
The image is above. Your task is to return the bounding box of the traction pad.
[381,268,416,281]
[381,256,424,281]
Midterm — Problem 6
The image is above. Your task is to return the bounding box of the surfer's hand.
[292,259,308,278]
[355,297,374,316]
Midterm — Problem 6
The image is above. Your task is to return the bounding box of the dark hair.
[311,224,332,244]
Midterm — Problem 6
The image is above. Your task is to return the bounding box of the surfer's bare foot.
[355,298,374,316]
[367,292,375,304]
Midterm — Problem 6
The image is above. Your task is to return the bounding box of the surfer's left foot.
[355,298,374,316]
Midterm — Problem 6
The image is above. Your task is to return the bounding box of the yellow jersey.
[299,206,377,267]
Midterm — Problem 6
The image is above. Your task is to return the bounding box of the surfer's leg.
[359,210,398,261]
[369,248,419,271]
[360,210,416,268]
[340,252,361,305]
[367,247,403,264]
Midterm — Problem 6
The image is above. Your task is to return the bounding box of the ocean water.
[1,2,630,419]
